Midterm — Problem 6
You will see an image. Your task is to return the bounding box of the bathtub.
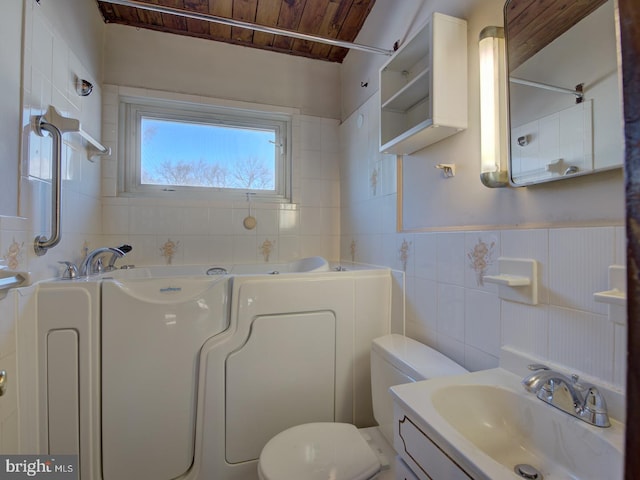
[33,256,393,480]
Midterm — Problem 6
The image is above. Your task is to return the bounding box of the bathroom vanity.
[390,369,624,480]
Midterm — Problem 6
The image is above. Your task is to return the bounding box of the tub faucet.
[104,244,132,272]
[80,247,127,276]
[522,364,610,427]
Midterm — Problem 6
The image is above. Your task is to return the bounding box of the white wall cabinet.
[379,13,467,155]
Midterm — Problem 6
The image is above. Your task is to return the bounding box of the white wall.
[339,0,626,394]
[103,25,342,120]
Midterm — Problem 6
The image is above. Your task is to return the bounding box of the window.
[119,96,291,201]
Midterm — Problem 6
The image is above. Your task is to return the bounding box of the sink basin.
[390,369,624,480]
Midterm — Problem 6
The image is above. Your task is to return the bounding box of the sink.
[390,369,624,480]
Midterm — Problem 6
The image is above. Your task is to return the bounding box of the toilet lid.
[258,423,380,480]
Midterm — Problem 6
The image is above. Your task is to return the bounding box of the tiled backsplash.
[343,224,625,389]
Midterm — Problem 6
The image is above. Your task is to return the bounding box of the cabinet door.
[394,409,472,480]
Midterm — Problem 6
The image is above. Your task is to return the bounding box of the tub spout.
[81,247,127,276]
[104,244,132,272]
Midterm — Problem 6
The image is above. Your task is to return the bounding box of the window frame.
[118,95,292,203]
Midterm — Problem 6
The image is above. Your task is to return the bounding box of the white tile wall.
[11,0,105,282]
[549,227,615,315]
[342,222,626,388]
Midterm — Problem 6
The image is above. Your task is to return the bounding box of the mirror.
[504,0,623,186]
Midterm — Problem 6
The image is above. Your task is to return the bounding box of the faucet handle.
[580,387,611,427]
[58,261,78,280]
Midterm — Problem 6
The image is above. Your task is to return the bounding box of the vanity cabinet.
[393,404,472,480]
[379,13,467,155]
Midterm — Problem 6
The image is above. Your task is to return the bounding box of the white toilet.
[257,334,468,480]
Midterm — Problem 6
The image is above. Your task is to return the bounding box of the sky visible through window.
[141,117,277,190]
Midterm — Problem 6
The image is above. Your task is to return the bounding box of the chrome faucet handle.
[58,261,78,280]
[583,387,608,412]
[580,387,610,426]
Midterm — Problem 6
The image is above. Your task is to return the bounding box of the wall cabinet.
[380,13,467,155]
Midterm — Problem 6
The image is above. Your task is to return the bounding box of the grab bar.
[31,106,111,256]
[0,275,24,289]
[32,120,63,256]
[0,270,31,300]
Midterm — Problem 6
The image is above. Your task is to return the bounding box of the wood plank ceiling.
[505,0,607,71]
[96,0,377,63]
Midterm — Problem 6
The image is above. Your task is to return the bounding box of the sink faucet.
[80,246,127,276]
[522,364,610,427]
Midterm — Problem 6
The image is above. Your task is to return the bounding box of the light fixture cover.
[479,26,509,187]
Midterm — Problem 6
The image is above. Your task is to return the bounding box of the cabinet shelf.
[381,68,430,112]
[379,13,467,155]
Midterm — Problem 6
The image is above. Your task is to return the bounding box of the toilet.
[257,333,468,480]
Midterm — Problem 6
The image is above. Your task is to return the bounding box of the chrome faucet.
[80,246,127,276]
[522,364,610,427]
[104,244,132,272]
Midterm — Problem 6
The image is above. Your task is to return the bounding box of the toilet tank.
[370,334,467,443]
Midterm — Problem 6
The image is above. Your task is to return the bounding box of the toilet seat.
[258,423,381,480]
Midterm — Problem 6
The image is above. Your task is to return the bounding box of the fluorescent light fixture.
[479,26,509,187]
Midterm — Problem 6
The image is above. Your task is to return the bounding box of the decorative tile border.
[2,238,25,270]
[260,239,275,262]
[370,167,378,196]
[400,238,412,272]
[160,239,179,265]
[467,237,496,286]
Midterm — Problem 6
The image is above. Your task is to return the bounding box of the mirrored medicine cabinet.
[505,0,624,186]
